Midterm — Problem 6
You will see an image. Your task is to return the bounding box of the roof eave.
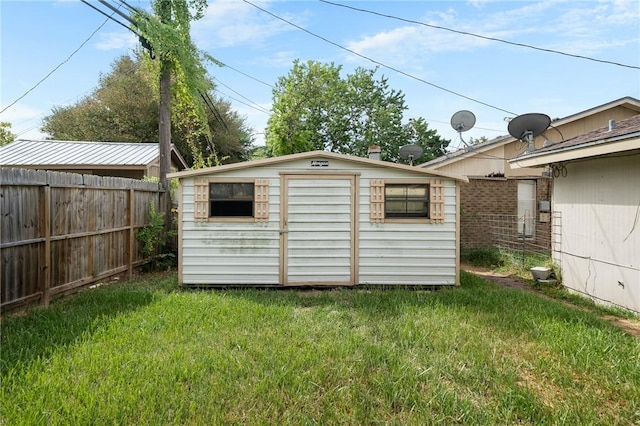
[509,135,640,168]
[168,150,468,182]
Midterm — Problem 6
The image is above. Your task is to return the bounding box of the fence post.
[128,189,135,279]
[40,185,51,307]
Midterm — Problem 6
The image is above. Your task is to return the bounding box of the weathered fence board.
[1,168,164,312]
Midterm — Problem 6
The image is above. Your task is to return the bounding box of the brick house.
[421,97,640,251]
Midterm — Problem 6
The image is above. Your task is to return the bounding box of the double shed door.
[280,174,358,286]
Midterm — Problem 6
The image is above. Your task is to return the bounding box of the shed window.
[385,184,429,218]
[370,179,444,224]
[210,183,254,217]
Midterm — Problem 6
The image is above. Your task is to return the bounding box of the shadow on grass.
[0,273,177,375]
[218,271,628,342]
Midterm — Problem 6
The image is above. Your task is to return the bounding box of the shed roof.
[168,150,468,182]
[509,114,640,168]
[0,139,188,169]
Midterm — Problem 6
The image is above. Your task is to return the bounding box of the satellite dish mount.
[450,110,476,149]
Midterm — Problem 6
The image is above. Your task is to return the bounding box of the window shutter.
[254,179,269,221]
[370,179,385,223]
[430,179,445,223]
[194,178,209,222]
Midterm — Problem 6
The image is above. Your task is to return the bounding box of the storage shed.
[168,150,467,287]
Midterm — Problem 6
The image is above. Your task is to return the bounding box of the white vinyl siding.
[176,155,460,287]
[359,179,457,285]
[553,154,639,313]
[285,177,353,285]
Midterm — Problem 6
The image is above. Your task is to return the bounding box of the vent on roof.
[608,119,616,131]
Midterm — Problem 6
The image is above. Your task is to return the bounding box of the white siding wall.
[553,154,639,313]
[358,175,457,285]
[178,157,459,286]
[180,169,282,285]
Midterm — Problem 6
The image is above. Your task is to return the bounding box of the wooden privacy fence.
[1,168,164,312]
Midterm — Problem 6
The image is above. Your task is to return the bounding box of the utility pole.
[158,0,172,215]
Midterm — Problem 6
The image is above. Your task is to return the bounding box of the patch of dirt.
[462,263,640,339]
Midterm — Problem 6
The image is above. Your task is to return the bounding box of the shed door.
[281,175,356,286]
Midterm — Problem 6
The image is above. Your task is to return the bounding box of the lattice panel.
[194,178,209,222]
[430,179,445,223]
[254,179,269,221]
[369,179,385,223]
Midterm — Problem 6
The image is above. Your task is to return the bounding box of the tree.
[401,117,450,164]
[468,136,489,145]
[266,60,449,162]
[0,122,15,146]
[41,54,252,166]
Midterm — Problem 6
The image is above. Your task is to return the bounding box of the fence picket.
[1,168,162,312]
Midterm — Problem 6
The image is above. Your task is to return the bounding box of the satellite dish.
[507,113,551,153]
[450,110,476,149]
[507,113,551,140]
[399,144,423,166]
[450,110,476,133]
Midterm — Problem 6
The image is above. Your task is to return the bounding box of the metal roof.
[0,139,185,168]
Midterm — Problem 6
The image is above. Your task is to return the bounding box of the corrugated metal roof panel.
[0,140,160,166]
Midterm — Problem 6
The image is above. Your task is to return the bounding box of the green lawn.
[1,271,638,425]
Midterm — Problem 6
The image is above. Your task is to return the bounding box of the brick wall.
[460,177,552,250]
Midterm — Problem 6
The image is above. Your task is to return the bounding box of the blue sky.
[1,0,639,150]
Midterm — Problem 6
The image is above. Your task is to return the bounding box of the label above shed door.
[310,160,329,167]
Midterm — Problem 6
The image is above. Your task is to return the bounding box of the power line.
[241,0,517,116]
[213,77,271,114]
[0,17,111,115]
[320,0,640,71]
[80,0,134,34]
[213,88,273,116]
[10,62,143,137]
[218,62,274,88]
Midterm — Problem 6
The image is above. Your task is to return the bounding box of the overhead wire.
[218,62,274,88]
[241,0,517,116]
[212,77,271,114]
[0,13,113,115]
[10,61,143,138]
[319,0,640,71]
[213,88,273,116]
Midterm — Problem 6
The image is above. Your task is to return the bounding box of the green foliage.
[42,55,158,142]
[41,54,252,166]
[136,202,176,270]
[2,272,639,424]
[136,202,166,257]
[266,60,449,161]
[134,0,211,155]
[401,117,450,163]
[468,136,489,145]
[0,122,16,146]
[461,247,505,268]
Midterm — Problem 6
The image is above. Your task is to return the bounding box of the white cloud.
[192,0,299,50]
[0,103,48,140]
[341,0,638,71]
[95,31,138,51]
